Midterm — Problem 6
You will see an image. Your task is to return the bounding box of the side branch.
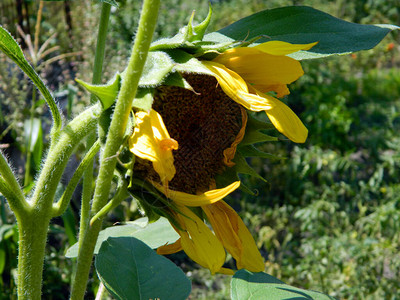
[52,140,101,217]
[0,150,29,216]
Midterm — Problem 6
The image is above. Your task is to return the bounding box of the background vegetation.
[0,0,399,299]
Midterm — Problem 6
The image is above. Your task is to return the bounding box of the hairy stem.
[0,150,27,217]
[16,104,101,300]
[70,0,161,298]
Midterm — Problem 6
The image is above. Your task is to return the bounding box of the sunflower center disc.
[151,74,243,194]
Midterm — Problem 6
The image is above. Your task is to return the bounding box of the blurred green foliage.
[0,0,399,299]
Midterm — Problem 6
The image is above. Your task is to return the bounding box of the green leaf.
[61,206,78,246]
[206,6,399,60]
[76,73,121,109]
[231,270,335,300]
[0,246,5,275]
[95,236,191,300]
[139,51,175,87]
[0,26,61,132]
[23,118,43,169]
[66,217,179,258]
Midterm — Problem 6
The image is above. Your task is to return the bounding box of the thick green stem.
[79,2,112,253]
[70,0,160,298]
[17,213,49,300]
[16,104,101,300]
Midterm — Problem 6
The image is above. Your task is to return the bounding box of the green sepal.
[149,6,213,50]
[138,51,175,87]
[238,144,283,160]
[215,165,257,196]
[132,88,154,112]
[216,151,268,196]
[240,114,277,145]
[233,152,267,183]
[76,73,121,110]
[149,34,194,52]
[163,72,194,91]
[188,4,212,42]
[166,49,213,76]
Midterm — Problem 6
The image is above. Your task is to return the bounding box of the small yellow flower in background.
[128,39,317,274]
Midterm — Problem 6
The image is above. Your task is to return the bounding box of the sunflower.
[127,39,316,275]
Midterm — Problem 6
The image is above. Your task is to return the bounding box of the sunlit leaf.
[66,217,179,258]
[231,270,335,300]
[206,6,399,60]
[95,236,191,300]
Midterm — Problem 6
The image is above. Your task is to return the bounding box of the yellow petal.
[213,49,304,88]
[153,181,240,206]
[174,206,226,274]
[129,109,178,186]
[262,97,308,143]
[252,83,290,98]
[223,107,247,167]
[157,238,183,255]
[202,61,273,111]
[203,201,265,272]
[253,41,318,55]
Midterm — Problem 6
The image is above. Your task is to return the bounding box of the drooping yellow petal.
[213,49,304,91]
[253,41,318,56]
[241,86,308,143]
[203,201,265,272]
[174,206,226,274]
[157,238,183,255]
[223,107,247,167]
[153,181,240,207]
[202,61,273,111]
[129,109,178,187]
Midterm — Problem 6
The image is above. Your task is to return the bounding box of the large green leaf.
[231,270,335,300]
[206,6,399,59]
[95,236,191,300]
[65,217,179,258]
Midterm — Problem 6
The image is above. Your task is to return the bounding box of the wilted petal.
[157,238,183,255]
[174,205,226,274]
[203,201,265,272]
[129,109,178,187]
